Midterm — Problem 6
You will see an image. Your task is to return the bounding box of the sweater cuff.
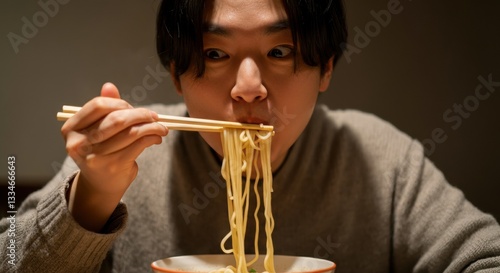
[36,172,128,267]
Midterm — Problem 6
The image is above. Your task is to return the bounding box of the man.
[1,0,499,272]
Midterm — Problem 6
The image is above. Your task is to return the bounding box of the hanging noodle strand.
[214,128,275,273]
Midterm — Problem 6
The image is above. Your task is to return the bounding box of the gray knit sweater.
[1,103,500,273]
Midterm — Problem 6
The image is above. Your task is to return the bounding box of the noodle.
[214,128,275,273]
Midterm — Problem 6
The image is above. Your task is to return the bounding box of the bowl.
[151,254,336,273]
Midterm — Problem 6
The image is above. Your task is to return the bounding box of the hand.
[61,83,168,231]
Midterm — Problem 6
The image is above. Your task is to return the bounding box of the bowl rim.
[151,254,336,273]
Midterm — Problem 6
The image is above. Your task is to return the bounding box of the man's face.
[173,0,333,170]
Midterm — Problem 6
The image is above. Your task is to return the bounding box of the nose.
[231,58,267,103]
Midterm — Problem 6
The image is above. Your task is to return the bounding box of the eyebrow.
[203,20,289,36]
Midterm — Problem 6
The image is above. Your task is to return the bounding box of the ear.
[169,62,183,95]
[319,57,334,92]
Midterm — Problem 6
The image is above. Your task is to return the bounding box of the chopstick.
[56,105,274,133]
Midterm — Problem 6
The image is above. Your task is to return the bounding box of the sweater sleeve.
[393,140,500,272]
[0,158,128,273]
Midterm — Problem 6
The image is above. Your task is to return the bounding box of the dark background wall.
[1,0,499,220]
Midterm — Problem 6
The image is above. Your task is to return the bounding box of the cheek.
[180,78,226,119]
[266,73,321,163]
[268,74,320,129]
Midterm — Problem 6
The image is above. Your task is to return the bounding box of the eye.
[205,48,229,60]
[268,45,294,58]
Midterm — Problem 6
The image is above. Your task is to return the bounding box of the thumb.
[100,82,121,98]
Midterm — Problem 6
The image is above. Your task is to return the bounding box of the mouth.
[236,116,270,126]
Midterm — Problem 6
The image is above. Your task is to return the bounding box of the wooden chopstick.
[56,105,274,133]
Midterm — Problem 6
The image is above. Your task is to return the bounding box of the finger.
[61,83,130,134]
[64,110,165,158]
[65,130,94,161]
[84,135,163,175]
[91,122,167,155]
[100,82,121,99]
[61,97,133,134]
[85,108,162,145]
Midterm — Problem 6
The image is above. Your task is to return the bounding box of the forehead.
[204,0,288,31]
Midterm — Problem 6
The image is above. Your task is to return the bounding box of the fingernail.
[161,125,168,136]
[150,111,159,120]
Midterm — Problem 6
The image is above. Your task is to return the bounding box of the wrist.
[68,171,124,233]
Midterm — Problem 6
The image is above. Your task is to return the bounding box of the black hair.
[156,0,347,78]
